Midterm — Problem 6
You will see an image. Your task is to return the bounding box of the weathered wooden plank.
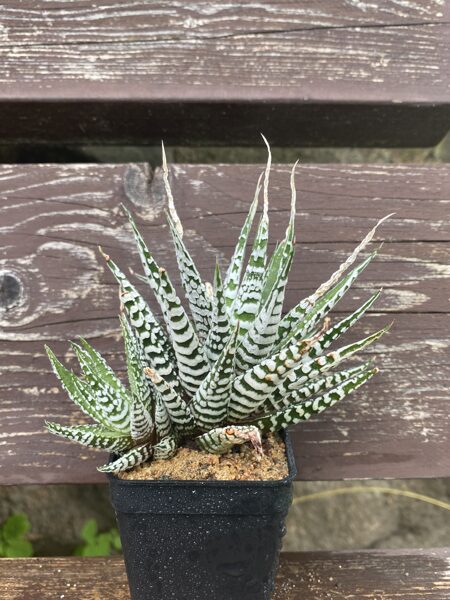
[0,163,449,484]
[1,551,449,599]
[0,2,449,145]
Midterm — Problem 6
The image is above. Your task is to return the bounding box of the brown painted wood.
[0,162,449,484]
[1,551,450,599]
[1,2,449,145]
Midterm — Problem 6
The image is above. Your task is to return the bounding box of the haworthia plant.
[45,142,390,474]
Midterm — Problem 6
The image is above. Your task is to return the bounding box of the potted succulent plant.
[45,141,389,600]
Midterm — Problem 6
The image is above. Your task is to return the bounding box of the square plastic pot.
[108,431,297,600]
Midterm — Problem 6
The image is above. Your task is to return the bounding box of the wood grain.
[0,162,449,484]
[0,1,449,145]
[1,551,449,599]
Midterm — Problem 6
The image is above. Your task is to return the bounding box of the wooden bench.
[1,1,450,598]
[1,161,449,597]
[1,1,449,147]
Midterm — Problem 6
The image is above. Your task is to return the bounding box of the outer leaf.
[98,443,153,473]
[249,367,379,432]
[196,425,263,455]
[276,213,392,342]
[120,315,153,441]
[301,290,382,362]
[144,368,196,434]
[204,263,231,365]
[71,342,131,434]
[277,251,377,347]
[162,141,211,339]
[100,251,178,383]
[227,330,326,422]
[191,324,240,430]
[272,325,389,402]
[262,362,373,412]
[77,338,127,397]
[122,210,210,396]
[45,422,132,452]
[223,173,262,310]
[46,347,127,432]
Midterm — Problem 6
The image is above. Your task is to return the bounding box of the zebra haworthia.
[46,142,390,473]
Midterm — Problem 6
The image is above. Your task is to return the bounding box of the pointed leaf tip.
[98,246,110,261]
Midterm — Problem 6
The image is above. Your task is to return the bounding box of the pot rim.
[106,429,297,488]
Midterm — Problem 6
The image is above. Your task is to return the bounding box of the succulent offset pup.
[45,141,390,474]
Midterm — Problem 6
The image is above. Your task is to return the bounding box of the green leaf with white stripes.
[77,338,127,397]
[236,162,297,371]
[301,290,382,362]
[100,250,178,387]
[223,174,262,311]
[46,346,129,433]
[196,425,263,455]
[154,391,173,439]
[45,422,131,452]
[167,209,212,341]
[272,325,390,403]
[153,434,178,460]
[191,324,240,430]
[98,443,153,473]
[232,139,272,332]
[249,367,379,432]
[144,368,196,434]
[228,329,326,422]
[122,209,210,396]
[204,263,232,365]
[262,362,373,413]
[120,315,153,441]
[277,250,377,348]
[70,342,131,434]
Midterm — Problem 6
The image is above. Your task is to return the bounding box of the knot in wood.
[0,272,22,311]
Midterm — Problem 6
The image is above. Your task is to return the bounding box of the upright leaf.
[144,368,196,434]
[121,210,210,396]
[191,324,240,430]
[167,212,212,341]
[232,139,272,332]
[120,315,154,441]
[223,173,262,310]
[161,143,212,340]
[204,263,231,365]
[236,162,298,371]
[100,249,178,388]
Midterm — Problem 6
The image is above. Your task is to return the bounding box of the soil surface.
[119,434,288,481]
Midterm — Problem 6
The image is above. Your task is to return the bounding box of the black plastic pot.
[108,432,297,600]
